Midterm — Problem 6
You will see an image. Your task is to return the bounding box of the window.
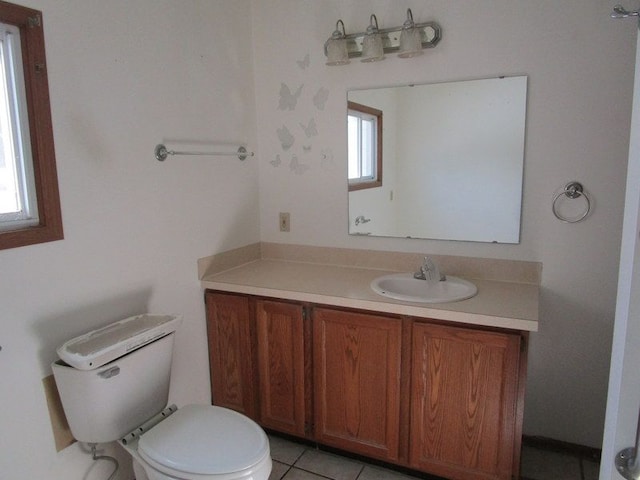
[347,101,382,191]
[0,2,62,250]
[0,21,37,230]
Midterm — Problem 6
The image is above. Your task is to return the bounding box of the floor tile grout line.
[289,465,356,480]
[288,445,366,480]
[291,446,309,466]
[279,464,293,480]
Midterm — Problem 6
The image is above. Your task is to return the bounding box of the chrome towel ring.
[552,181,591,223]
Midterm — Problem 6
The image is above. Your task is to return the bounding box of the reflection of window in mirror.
[347,101,382,191]
[0,1,62,250]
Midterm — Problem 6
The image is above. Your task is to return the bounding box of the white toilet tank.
[52,314,182,444]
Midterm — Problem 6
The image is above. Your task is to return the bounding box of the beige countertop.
[200,259,539,332]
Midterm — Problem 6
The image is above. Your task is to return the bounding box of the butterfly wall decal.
[290,155,310,175]
[299,118,318,138]
[313,87,329,110]
[320,148,334,169]
[277,125,295,150]
[270,154,282,167]
[278,83,303,111]
[296,53,310,70]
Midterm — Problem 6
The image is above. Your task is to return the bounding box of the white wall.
[1,3,635,478]
[0,1,258,479]
[253,0,638,448]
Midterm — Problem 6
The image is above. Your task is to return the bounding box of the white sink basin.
[371,273,478,304]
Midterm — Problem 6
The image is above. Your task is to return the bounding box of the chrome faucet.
[414,257,446,282]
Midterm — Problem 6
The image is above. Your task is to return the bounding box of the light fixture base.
[324,21,442,61]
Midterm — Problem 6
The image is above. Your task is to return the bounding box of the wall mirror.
[348,76,527,243]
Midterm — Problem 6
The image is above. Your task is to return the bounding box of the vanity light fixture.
[325,20,350,66]
[361,14,384,62]
[324,8,441,65]
[398,9,423,58]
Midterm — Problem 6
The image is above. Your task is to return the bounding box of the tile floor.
[267,435,601,480]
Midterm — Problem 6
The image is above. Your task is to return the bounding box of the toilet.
[52,314,271,480]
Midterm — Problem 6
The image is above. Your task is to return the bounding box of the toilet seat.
[137,404,271,480]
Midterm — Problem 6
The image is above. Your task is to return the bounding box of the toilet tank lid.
[57,314,182,370]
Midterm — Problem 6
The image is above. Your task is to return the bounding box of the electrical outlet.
[279,212,290,232]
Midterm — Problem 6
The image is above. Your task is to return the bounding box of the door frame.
[600,28,640,480]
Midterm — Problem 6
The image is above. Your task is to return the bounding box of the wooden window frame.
[0,0,62,250]
[348,101,383,192]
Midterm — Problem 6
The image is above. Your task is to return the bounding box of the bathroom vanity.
[200,246,539,480]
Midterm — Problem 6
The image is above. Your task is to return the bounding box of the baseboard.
[522,435,601,462]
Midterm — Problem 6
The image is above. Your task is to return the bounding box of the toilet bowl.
[120,404,271,480]
[52,314,272,480]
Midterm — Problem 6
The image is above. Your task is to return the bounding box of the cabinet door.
[313,308,402,461]
[410,322,520,480]
[256,300,306,436]
[205,292,257,419]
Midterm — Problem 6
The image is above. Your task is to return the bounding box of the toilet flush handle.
[97,366,120,379]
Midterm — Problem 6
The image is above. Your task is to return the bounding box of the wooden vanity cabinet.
[205,290,526,480]
[313,307,402,462]
[255,299,307,436]
[206,291,308,435]
[205,291,257,419]
[410,322,522,480]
